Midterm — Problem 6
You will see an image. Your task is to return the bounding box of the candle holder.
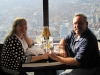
[41,26,51,52]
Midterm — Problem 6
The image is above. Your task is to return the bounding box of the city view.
[0,0,100,43]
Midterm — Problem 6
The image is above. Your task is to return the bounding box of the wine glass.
[36,35,42,46]
[46,37,53,52]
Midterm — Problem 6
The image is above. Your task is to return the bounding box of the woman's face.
[15,20,27,35]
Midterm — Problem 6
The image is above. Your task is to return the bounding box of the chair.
[94,41,100,75]
[93,52,100,75]
[0,44,4,74]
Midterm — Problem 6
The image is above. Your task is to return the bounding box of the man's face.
[73,16,88,35]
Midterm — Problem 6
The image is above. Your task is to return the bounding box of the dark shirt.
[1,35,26,74]
[64,28,99,68]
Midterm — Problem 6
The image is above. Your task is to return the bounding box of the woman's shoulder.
[5,35,21,46]
[7,35,19,42]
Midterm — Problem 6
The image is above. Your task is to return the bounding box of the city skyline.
[0,0,100,42]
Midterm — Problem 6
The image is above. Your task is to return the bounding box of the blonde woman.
[1,17,48,75]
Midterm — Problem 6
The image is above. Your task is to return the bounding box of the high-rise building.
[60,23,69,38]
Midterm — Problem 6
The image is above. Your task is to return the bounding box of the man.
[48,14,100,75]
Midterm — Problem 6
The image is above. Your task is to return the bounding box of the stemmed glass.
[35,35,42,46]
[43,37,53,52]
[34,31,42,47]
[47,37,53,50]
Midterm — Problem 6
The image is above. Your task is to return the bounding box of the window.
[49,0,100,41]
[0,0,100,43]
[0,0,43,43]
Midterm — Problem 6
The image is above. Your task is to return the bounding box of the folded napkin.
[25,45,45,56]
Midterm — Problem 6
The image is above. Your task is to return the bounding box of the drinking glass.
[54,45,60,55]
[46,37,53,52]
[36,35,42,46]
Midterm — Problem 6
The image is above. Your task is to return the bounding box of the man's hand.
[48,51,58,61]
[59,49,67,57]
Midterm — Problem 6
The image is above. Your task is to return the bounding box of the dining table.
[19,43,77,72]
[20,57,77,72]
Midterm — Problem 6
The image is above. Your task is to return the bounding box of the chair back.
[0,44,3,73]
[94,40,100,75]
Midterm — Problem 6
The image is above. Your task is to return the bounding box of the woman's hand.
[41,53,49,59]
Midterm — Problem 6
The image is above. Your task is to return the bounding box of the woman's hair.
[4,17,26,43]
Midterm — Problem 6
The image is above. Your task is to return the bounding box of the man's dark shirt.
[64,28,99,68]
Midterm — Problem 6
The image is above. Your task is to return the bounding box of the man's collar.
[74,28,88,42]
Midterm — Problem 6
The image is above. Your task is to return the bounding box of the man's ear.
[86,22,88,26]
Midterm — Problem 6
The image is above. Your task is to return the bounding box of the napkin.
[25,45,45,56]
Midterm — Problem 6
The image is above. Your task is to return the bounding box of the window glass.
[0,0,43,43]
[49,0,100,41]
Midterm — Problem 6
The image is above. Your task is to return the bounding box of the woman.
[0,17,48,75]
